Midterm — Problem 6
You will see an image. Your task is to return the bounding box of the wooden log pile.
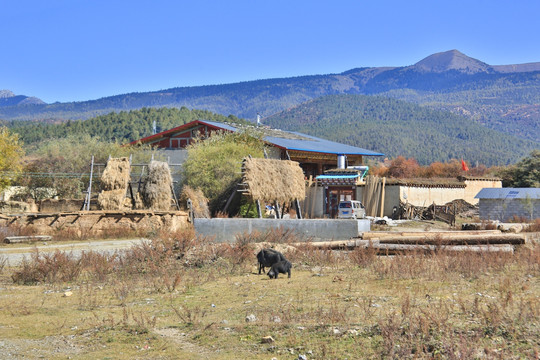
[297,230,525,255]
[398,202,457,225]
[4,235,52,244]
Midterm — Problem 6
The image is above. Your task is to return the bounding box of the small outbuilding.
[475,188,540,222]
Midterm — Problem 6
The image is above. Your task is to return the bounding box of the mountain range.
[1,49,539,164]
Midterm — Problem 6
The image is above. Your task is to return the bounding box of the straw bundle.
[100,157,131,191]
[242,158,305,203]
[142,161,173,210]
[98,189,127,210]
[180,185,210,218]
[98,157,131,210]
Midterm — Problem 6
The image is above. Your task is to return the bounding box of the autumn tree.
[386,156,420,178]
[0,127,24,192]
[421,159,463,178]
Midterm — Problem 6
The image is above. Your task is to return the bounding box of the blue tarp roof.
[201,120,384,156]
[475,188,540,199]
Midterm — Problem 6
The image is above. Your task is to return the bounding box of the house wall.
[400,186,465,207]
[463,179,502,204]
[479,199,540,222]
[357,185,465,218]
[381,186,401,217]
[265,147,282,160]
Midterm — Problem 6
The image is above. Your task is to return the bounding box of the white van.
[338,200,365,219]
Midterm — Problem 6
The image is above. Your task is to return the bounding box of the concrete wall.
[194,218,370,243]
[479,199,540,222]
[463,179,502,205]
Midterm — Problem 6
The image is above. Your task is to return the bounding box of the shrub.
[12,250,82,284]
[182,130,265,213]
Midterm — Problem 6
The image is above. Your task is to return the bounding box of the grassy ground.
[0,228,539,359]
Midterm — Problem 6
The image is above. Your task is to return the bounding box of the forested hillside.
[6,96,537,166]
[374,70,540,142]
[263,94,539,166]
[5,107,245,147]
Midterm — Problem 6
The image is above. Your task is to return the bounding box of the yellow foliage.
[0,127,24,191]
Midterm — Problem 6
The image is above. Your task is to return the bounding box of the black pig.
[267,260,292,279]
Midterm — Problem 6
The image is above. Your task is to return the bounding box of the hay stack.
[142,161,173,210]
[98,157,131,210]
[242,158,305,204]
[100,157,131,190]
[180,185,210,218]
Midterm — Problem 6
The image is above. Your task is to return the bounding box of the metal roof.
[201,120,384,156]
[475,188,540,199]
[201,121,239,133]
[316,174,359,179]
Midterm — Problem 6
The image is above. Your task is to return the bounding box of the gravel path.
[0,238,149,266]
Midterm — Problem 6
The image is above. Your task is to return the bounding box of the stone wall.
[39,199,98,213]
[479,199,540,222]
[0,211,189,238]
[0,200,38,213]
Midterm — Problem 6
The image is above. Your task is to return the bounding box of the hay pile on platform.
[180,185,210,218]
[242,158,305,203]
[142,161,173,210]
[98,157,131,210]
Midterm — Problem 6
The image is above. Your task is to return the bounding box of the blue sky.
[2,0,539,103]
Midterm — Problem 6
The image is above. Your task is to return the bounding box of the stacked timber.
[300,230,525,255]
[362,231,524,254]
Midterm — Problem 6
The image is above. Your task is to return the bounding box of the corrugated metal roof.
[316,174,359,179]
[200,120,239,133]
[201,120,384,156]
[475,188,540,199]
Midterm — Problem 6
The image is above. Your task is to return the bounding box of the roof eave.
[128,120,231,146]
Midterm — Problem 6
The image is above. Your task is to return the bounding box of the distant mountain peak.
[0,90,46,107]
[413,49,494,74]
[0,89,16,98]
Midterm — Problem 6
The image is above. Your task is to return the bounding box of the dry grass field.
[0,227,539,359]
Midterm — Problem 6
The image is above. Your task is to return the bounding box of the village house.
[131,119,386,217]
[131,119,503,219]
[130,119,384,177]
[475,188,540,222]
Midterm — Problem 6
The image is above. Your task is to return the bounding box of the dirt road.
[0,238,149,266]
